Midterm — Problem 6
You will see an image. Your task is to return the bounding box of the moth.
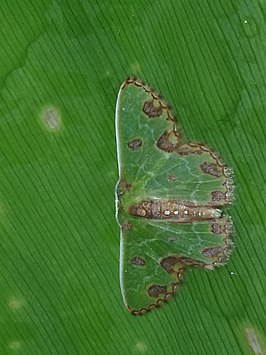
[115,78,234,315]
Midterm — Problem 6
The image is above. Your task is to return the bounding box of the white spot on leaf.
[9,341,21,351]
[41,106,61,132]
[245,327,264,355]
[135,341,148,353]
[8,297,24,310]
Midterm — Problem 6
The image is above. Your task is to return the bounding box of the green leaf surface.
[0,0,265,354]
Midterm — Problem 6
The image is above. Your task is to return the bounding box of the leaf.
[115,79,233,313]
[1,1,266,354]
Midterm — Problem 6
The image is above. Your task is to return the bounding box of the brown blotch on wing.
[157,132,202,154]
[142,99,163,118]
[157,131,178,152]
[168,175,176,182]
[122,221,133,231]
[202,247,224,258]
[211,222,222,234]
[211,218,232,235]
[128,138,142,150]
[212,190,226,204]
[200,161,223,177]
[148,284,167,298]
[121,180,132,192]
[130,256,146,266]
[178,256,207,267]
[175,143,203,155]
[160,256,181,273]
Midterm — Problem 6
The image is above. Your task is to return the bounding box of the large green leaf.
[0,0,265,354]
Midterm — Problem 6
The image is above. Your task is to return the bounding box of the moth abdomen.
[129,200,221,221]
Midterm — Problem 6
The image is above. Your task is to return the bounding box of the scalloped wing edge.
[127,268,185,315]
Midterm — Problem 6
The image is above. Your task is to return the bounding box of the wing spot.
[157,133,205,154]
[211,191,225,203]
[160,256,180,273]
[122,221,133,231]
[200,161,223,177]
[211,222,222,234]
[148,284,167,298]
[164,210,170,216]
[142,99,163,118]
[130,256,146,266]
[178,256,207,267]
[168,175,176,182]
[121,180,132,192]
[202,247,224,258]
[128,138,142,150]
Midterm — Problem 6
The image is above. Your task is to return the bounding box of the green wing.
[115,78,234,314]
[120,216,232,313]
[115,79,233,211]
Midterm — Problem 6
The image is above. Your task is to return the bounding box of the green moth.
[115,78,234,315]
